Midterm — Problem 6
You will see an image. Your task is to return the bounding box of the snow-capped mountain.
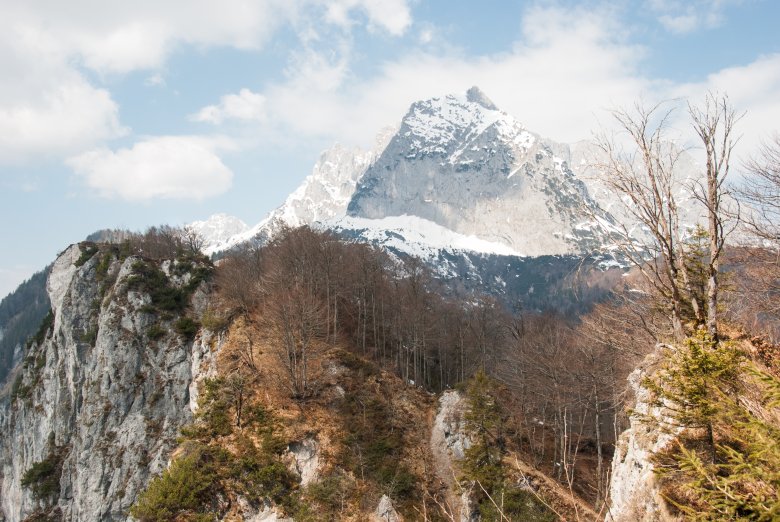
[346,87,620,256]
[187,213,249,255]
[203,87,625,259]
[186,87,659,309]
[198,129,395,255]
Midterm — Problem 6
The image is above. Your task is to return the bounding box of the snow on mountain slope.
[201,87,681,261]
[201,128,396,255]
[346,87,620,257]
[187,213,249,255]
[323,214,524,261]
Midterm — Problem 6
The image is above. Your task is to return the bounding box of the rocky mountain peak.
[346,89,618,257]
[399,88,530,160]
[196,87,626,260]
[466,85,498,110]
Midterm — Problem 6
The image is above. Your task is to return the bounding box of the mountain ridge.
[197,86,625,259]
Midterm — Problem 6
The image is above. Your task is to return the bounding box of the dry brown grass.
[206,317,451,520]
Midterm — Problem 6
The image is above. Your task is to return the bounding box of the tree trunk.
[594,387,604,508]
[708,205,720,340]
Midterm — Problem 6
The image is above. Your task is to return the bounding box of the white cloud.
[0,76,125,164]
[144,73,166,87]
[324,0,411,35]
[658,13,700,33]
[199,2,777,167]
[0,24,126,164]
[0,0,413,164]
[648,0,741,34]
[68,136,234,201]
[285,47,351,91]
[3,1,412,76]
[3,1,300,75]
[238,5,651,146]
[671,53,780,158]
[192,89,267,124]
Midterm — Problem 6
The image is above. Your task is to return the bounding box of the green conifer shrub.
[644,334,780,520]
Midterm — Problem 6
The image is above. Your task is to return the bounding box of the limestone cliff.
[0,243,219,521]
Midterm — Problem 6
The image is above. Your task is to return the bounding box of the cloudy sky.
[1,0,779,298]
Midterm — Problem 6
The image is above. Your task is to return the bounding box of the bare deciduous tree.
[688,93,742,339]
[732,135,780,339]
[224,369,251,428]
[215,247,265,314]
[181,226,206,253]
[740,135,780,241]
[252,230,328,399]
[592,96,739,340]
[267,287,326,399]
[592,102,694,339]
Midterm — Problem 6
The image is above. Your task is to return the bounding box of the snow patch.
[325,215,524,259]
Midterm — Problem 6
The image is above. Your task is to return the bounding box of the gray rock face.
[373,494,400,522]
[286,437,320,487]
[0,245,219,521]
[210,128,396,254]
[347,89,618,256]
[233,498,292,522]
[431,390,470,461]
[608,353,678,522]
[466,86,498,111]
[274,142,385,228]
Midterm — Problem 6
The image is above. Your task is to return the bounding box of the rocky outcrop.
[373,494,400,522]
[0,244,219,521]
[431,390,470,460]
[608,357,678,522]
[286,437,320,486]
[231,498,292,522]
